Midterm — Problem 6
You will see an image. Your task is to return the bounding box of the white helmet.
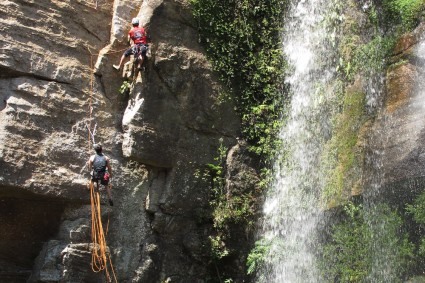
[131,18,139,25]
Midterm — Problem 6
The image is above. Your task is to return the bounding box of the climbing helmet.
[131,18,139,26]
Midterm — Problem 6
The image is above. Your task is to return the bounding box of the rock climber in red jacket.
[113,17,149,72]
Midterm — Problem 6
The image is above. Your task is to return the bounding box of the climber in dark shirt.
[88,143,114,206]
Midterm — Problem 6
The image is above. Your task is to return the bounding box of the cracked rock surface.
[0,1,247,282]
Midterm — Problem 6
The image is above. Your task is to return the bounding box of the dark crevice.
[152,64,174,95]
[73,19,103,42]
[0,65,71,85]
[0,98,7,111]
[0,186,66,282]
[95,75,112,102]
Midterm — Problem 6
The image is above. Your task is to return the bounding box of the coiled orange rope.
[89,182,117,282]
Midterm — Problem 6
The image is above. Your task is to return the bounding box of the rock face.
[0,0,242,282]
[363,24,425,201]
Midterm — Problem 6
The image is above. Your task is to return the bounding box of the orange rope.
[89,182,118,282]
[87,50,118,283]
[84,14,137,280]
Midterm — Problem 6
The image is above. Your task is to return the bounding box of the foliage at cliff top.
[190,0,289,161]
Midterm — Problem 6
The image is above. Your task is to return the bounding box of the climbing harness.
[132,44,148,79]
[121,44,148,85]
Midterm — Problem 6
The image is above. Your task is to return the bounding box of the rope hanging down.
[86,50,118,283]
[83,6,140,280]
[89,181,117,282]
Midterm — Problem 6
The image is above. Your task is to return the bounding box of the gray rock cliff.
[0,0,244,282]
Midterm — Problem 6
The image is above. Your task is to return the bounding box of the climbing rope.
[84,17,141,279]
[89,181,117,282]
[86,48,118,283]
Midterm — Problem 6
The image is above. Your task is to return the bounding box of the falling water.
[259,0,339,282]
[257,0,425,281]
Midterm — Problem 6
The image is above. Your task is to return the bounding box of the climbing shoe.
[109,199,114,206]
[113,64,120,71]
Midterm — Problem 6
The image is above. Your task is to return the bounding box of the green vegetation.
[190,0,289,279]
[246,237,286,280]
[320,202,370,281]
[352,35,396,76]
[119,80,131,94]
[321,89,367,207]
[318,1,425,280]
[407,191,425,224]
[246,239,271,275]
[207,140,256,230]
[320,202,414,282]
[321,0,399,206]
[202,138,263,267]
[209,234,230,260]
[190,0,288,159]
[383,0,425,31]
[191,0,425,280]
[320,2,425,279]
[407,191,425,259]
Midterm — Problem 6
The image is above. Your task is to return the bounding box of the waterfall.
[256,0,425,281]
[259,0,339,282]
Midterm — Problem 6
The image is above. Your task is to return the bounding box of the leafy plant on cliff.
[246,239,270,275]
[207,140,244,230]
[205,139,262,261]
[407,191,425,224]
[119,80,132,94]
[382,0,425,31]
[352,35,396,76]
[246,237,286,280]
[320,202,371,282]
[407,191,425,259]
[190,0,289,279]
[320,202,414,282]
[190,0,288,160]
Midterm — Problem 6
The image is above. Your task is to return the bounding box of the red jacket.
[129,26,147,45]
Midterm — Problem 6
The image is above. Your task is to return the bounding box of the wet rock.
[364,24,425,198]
